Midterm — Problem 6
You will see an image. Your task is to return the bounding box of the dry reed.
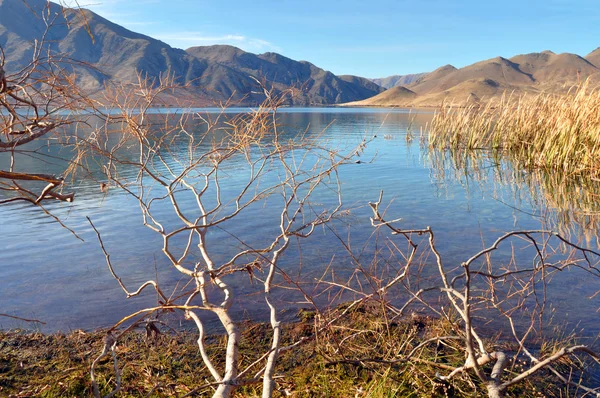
[428,79,600,178]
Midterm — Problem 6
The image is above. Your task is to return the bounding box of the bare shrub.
[0,3,99,210]
[82,78,364,397]
[319,191,600,397]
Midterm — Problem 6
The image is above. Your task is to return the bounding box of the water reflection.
[0,108,598,337]
[425,148,600,245]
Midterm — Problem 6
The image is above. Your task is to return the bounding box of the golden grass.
[428,79,600,178]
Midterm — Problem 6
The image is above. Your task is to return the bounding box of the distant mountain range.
[370,73,429,89]
[351,50,600,107]
[0,0,383,105]
[2,0,599,108]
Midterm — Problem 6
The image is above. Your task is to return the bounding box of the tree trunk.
[487,383,505,398]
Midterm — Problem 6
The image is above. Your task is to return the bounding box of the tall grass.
[428,79,600,178]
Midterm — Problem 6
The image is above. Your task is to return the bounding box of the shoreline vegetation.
[427,79,600,179]
[0,305,585,398]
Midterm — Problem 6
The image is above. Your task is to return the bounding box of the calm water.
[1,107,599,338]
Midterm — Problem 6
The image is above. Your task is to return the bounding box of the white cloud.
[154,32,281,52]
[65,1,281,53]
[77,0,159,9]
[75,0,158,27]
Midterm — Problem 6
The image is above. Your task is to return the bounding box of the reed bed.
[428,79,600,178]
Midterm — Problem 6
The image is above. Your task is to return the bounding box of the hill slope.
[409,57,534,95]
[0,0,383,105]
[344,86,417,106]
[509,51,599,90]
[586,48,600,68]
[370,73,428,89]
[185,45,384,104]
[348,50,600,107]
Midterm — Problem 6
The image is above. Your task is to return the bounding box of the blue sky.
[79,0,600,78]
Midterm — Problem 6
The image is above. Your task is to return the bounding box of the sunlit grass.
[428,79,600,178]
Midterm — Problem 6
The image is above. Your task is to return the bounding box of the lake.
[1,107,599,339]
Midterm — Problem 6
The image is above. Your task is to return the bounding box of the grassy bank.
[0,304,581,397]
[427,80,600,178]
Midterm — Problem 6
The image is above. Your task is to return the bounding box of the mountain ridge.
[0,0,383,105]
[2,0,599,108]
[370,73,429,89]
[347,50,600,107]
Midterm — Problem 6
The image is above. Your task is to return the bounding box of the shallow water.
[0,107,598,339]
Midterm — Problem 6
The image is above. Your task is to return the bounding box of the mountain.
[0,0,205,90]
[0,0,383,105]
[3,1,598,108]
[348,50,600,107]
[509,51,599,90]
[338,75,384,94]
[585,48,600,68]
[370,73,428,89]
[415,78,511,106]
[410,57,535,95]
[185,45,384,104]
[344,86,417,107]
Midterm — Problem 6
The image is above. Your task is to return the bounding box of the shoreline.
[0,304,585,397]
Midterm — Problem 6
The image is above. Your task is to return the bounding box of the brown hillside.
[413,78,526,106]
[510,51,599,90]
[345,86,417,107]
[406,64,457,93]
[0,1,383,106]
[371,72,429,89]
[343,49,600,108]
[508,51,554,76]
[409,57,533,95]
[585,47,600,68]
